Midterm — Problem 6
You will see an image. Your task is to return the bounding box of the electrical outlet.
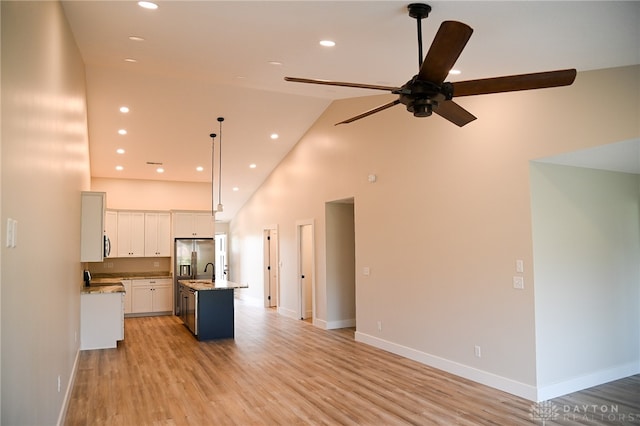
[153,261,159,267]
[474,345,482,358]
[513,276,524,289]
[377,321,382,332]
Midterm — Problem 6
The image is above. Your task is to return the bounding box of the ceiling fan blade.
[285,77,398,92]
[434,100,477,127]
[336,100,401,125]
[452,69,577,97]
[418,21,473,85]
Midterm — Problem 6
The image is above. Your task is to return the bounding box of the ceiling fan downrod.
[408,3,431,70]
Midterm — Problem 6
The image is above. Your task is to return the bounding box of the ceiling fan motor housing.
[397,76,454,117]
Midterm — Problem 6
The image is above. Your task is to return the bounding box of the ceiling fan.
[285,3,576,127]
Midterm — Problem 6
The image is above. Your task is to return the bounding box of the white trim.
[536,361,640,402]
[56,348,81,426]
[313,318,328,329]
[355,331,538,401]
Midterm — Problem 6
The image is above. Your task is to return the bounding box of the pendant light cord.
[218,117,223,208]
[209,132,217,216]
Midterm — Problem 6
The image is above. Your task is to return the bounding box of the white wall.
[1,2,91,424]
[531,163,640,400]
[229,65,640,400]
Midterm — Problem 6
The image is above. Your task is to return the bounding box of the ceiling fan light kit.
[285,3,576,127]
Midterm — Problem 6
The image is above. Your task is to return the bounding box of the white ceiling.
[61,1,640,221]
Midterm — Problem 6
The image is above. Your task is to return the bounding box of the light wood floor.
[65,293,639,425]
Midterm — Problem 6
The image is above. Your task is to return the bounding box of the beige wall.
[1,2,91,424]
[229,65,640,400]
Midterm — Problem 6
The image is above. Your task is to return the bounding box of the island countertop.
[178,279,248,291]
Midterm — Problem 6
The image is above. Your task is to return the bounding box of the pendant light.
[208,132,217,216]
[208,117,225,216]
[216,117,224,213]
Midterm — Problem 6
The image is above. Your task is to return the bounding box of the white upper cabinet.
[144,212,171,257]
[116,211,145,257]
[172,211,214,238]
[80,191,106,262]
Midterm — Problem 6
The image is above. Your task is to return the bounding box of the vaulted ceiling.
[61,1,640,221]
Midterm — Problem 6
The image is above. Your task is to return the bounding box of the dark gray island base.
[178,280,248,341]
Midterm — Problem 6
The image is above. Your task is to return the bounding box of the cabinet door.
[152,284,173,312]
[105,210,118,258]
[145,213,171,256]
[193,213,214,238]
[131,282,153,313]
[122,280,132,314]
[156,213,171,256]
[144,213,159,256]
[172,212,195,238]
[117,211,145,257]
[80,192,106,262]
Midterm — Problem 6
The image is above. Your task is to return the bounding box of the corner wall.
[531,163,640,400]
[1,2,91,424]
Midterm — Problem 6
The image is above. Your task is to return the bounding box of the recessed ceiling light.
[232,187,240,192]
[268,61,283,66]
[156,167,164,173]
[196,166,204,172]
[270,133,279,140]
[138,1,158,10]
[124,58,138,63]
[115,165,124,171]
[128,36,145,42]
[119,106,130,113]
[319,40,336,47]
[249,163,257,169]
[116,148,125,154]
[449,69,461,75]
[118,129,127,135]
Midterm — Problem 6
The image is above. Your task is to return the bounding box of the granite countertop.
[91,272,172,280]
[178,279,248,291]
[81,278,125,294]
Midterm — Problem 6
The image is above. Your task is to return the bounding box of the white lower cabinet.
[130,278,172,314]
[81,292,124,350]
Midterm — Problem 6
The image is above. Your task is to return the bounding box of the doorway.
[325,199,356,329]
[263,227,279,308]
[298,221,314,321]
[214,233,227,281]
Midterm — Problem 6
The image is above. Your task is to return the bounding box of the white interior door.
[215,233,227,281]
[263,228,279,308]
[298,222,314,320]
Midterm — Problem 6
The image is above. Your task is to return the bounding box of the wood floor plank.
[64,292,639,425]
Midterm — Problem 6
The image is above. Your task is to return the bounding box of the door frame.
[296,219,315,321]
[263,225,279,308]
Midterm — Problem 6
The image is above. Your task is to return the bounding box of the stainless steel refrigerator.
[174,238,214,314]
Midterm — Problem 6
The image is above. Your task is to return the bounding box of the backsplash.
[88,257,171,276]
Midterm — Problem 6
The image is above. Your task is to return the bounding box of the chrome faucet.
[204,262,215,282]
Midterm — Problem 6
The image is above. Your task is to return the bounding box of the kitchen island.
[178,280,247,340]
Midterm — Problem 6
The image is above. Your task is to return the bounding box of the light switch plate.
[516,259,524,273]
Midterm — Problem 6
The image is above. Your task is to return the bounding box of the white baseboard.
[326,318,356,330]
[355,331,538,401]
[277,306,298,320]
[57,348,80,426]
[536,361,640,401]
